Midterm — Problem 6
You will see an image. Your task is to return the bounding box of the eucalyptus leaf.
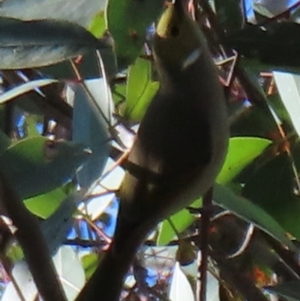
[0,17,109,69]
[169,262,195,301]
[0,137,90,199]
[253,0,290,18]
[81,253,100,280]
[2,261,38,301]
[53,246,85,300]
[0,0,106,27]
[217,137,271,184]
[0,79,57,104]
[88,11,107,38]
[124,57,159,122]
[214,184,296,251]
[25,186,68,219]
[106,0,164,67]
[2,246,85,301]
[273,71,300,137]
[243,153,300,241]
[157,198,201,246]
[41,191,84,255]
[72,79,112,189]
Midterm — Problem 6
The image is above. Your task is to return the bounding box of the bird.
[76,1,228,300]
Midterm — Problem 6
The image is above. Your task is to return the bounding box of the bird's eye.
[170,25,180,37]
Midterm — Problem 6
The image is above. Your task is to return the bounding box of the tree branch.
[0,172,67,301]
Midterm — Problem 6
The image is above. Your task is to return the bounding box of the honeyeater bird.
[76,0,228,300]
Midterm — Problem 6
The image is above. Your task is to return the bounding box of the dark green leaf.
[0,17,109,69]
[106,0,164,68]
[0,137,89,199]
[214,184,296,251]
[0,0,106,28]
[41,191,84,254]
[243,153,300,241]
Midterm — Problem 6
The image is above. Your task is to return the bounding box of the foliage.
[0,0,300,301]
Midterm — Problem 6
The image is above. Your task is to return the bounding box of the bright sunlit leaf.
[169,262,195,301]
[273,71,300,137]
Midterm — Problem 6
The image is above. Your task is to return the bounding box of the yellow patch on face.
[155,3,177,38]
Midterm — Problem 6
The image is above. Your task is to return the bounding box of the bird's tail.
[75,213,148,301]
[75,242,135,301]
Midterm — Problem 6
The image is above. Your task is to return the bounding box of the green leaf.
[0,17,109,69]
[88,10,107,38]
[0,0,106,28]
[273,71,300,137]
[51,246,85,300]
[157,198,202,246]
[81,253,100,280]
[24,115,43,137]
[113,83,126,105]
[230,103,277,139]
[25,186,67,218]
[0,79,57,104]
[123,57,159,121]
[268,93,293,126]
[127,58,152,106]
[25,189,82,254]
[41,191,84,254]
[253,1,288,18]
[106,0,164,67]
[217,137,272,184]
[6,244,23,263]
[169,262,195,301]
[0,137,89,199]
[214,184,296,251]
[243,153,300,241]
[72,79,111,189]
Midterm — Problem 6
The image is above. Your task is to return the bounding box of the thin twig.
[198,188,213,301]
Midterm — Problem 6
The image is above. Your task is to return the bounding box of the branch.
[0,172,67,301]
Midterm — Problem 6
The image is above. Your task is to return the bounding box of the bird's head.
[153,0,203,74]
